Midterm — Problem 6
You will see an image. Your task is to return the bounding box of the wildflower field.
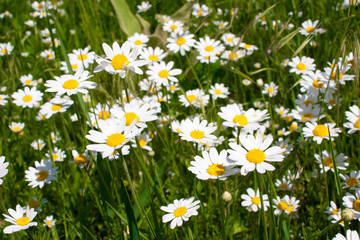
[1,0,360,239]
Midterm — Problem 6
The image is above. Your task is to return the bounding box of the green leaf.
[110,0,142,37]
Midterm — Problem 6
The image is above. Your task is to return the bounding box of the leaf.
[136,13,151,35]
[291,35,314,58]
[110,0,142,37]
[171,2,193,20]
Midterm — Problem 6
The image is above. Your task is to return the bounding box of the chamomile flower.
[240,42,258,55]
[163,20,184,34]
[0,156,9,185]
[179,89,210,108]
[137,1,151,13]
[221,33,240,47]
[25,159,59,188]
[45,70,96,96]
[322,67,355,85]
[166,32,196,56]
[128,33,149,49]
[188,148,239,180]
[273,195,300,215]
[146,61,182,86]
[160,196,200,229]
[11,87,43,108]
[262,82,278,97]
[303,122,341,144]
[43,215,56,228]
[195,36,225,57]
[177,117,217,144]
[299,19,325,36]
[39,96,74,119]
[31,1,46,10]
[0,94,8,106]
[131,132,153,151]
[241,188,269,212]
[111,101,158,128]
[300,70,332,93]
[315,150,348,173]
[3,205,37,234]
[288,56,316,75]
[40,49,55,60]
[291,104,325,122]
[209,83,229,100]
[70,150,89,168]
[85,118,142,158]
[140,46,167,64]
[20,74,37,87]
[28,197,47,212]
[342,189,360,220]
[325,201,341,221]
[333,230,360,240]
[344,105,360,134]
[30,139,46,150]
[60,59,84,73]
[9,122,25,134]
[94,41,148,78]
[68,47,96,69]
[228,134,284,175]
[275,177,294,191]
[221,49,245,61]
[0,42,14,56]
[340,171,360,190]
[45,147,66,162]
[242,79,252,86]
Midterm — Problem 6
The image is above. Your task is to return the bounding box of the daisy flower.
[322,67,355,85]
[179,89,210,108]
[209,83,229,100]
[194,36,225,57]
[40,49,55,60]
[240,42,258,55]
[146,61,182,86]
[241,188,269,212]
[25,159,59,188]
[221,33,240,47]
[130,132,153,151]
[94,41,148,78]
[340,171,360,190]
[68,47,96,69]
[30,139,46,150]
[344,105,360,134]
[140,46,167,64]
[275,177,294,191]
[325,201,341,221]
[166,31,196,56]
[70,150,89,168]
[31,1,46,10]
[0,94,8,106]
[160,196,200,229]
[300,70,332,93]
[342,189,360,220]
[39,96,74,119]
[273,195,300,215]
[11,87,43,108]
[228,134,284,175]
[288,56,316,75]
[45,70,96,96]
[9,122,25,134]
[213,20,228,29]
[315,150,348,173]
[163,20,184,34]
[0,156,9,185]
[128,33,149,49]
[177,117,217,144]
[299,19,325,36]
[303,122,341,144]
[20,74,37,87]
[45,147,66,162]
[3,205,37,234]
[28,197,47,212]
[43,215,56,228]
[262,82,279,97]
[0,42,14,56]
[291,104,325,122]
[221,49,246,61]
[85,118,142,158]
[188,147,240,180]
[333,230,360,240]
[137,1,151,13]
[192,3,210,17]
[60,59,84,73]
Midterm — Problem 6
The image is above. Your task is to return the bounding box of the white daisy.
[221,33,240,47]
[40,49,55,60]
[9,122,25,134]
[177,117,217,144]
[70,150,89,168]
[128,33,149,49]
[0,42,14,56]
[146,61,182,86]
[333,230,359,240]
[262,82,279,97]
[303,122,341,144]
[163,20,184,34]
[344,105,360,134]
[140,46,167,64]
[30,139,46,150]
[39,96,74,119]
[340,171,360,190]
[0,156,9,185]
[20,74,37,87]
[0,94,8,106]
[288,56,316,75]
[3,205,37,234]
[166,31,196,56]
[25,159,59,188]
[299,19,326,36]
[45,147,67,162]
[241,188,269,212]
[68,47,96,69]
[194,36,225,57]
[342,189,360,220]
[60,59,84,73]
[209,83,229,100]
[11,87,43,108]
[273,195,300,215]
[178,89,210,108]
[137,1,151,13]
[314,150,348,173]
[43,215,56,228]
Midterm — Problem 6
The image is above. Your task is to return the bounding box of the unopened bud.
[148,151,155,157]
[256,78,264,87]
[222,191,232,202]
[341,208,354,221]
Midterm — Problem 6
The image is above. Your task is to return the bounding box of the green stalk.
[216,180,226,239]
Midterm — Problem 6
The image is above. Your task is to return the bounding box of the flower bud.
[256,78,264,87]
[341,208,354,221]
[222,191,232,202]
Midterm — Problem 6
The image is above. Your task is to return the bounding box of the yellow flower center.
[214,89,221,95]
[124,112,140,126]
[304,100,314,107]
[47,53,54,58]
[301,113,314,121]
[170,86,176,91]
[313,125,329,137]
[23,95,33,102]
[323,157,333,168]
[170,25,177,30]
[63,79,79,89]
[53,154,59,160]
[354,119,360,129]
[71,64,78,69]
[329,99,336,105]
[205,46,214,52]
[98,111,110,120]
[306,27,315,33]
[16,217,30,226]
[158,70,169,78]
[290,124,298,132]
[312,79,324,89]
[174,206,187,217]
[51,104,62,111]
[268,87,274,93]
[227,38,233,42]
[139,139,147,147]
[111,54,129,70]
[106,133,126,147]
[187,94,197,102]
[246,149,266,164]
[38,4,43,9]
[190,130,204,139]
[1,49,8,54]
[331,72,343,80]
[280,183,288,189]
[77,54,88,60]
[296,63,307,71]
[75,154,87,164]
[332,209,339,215]
[233,115,248,126]
[354,199,360,212]
[207,164,225,176]
[228,52,238,60]
[347,177,359,187]
[176,37,186,45]
[252,196,261,205]
[36,170,49,181]
[286,205,294,213]
[25,80,32,85]
[220,24,225,28]
[46,221,52,226]
[28,199,40,209]
[278,201,288,210]
[12,127,22,132]
[148,55,159,61]
[134,40,142,46]
[244,44,251,49]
